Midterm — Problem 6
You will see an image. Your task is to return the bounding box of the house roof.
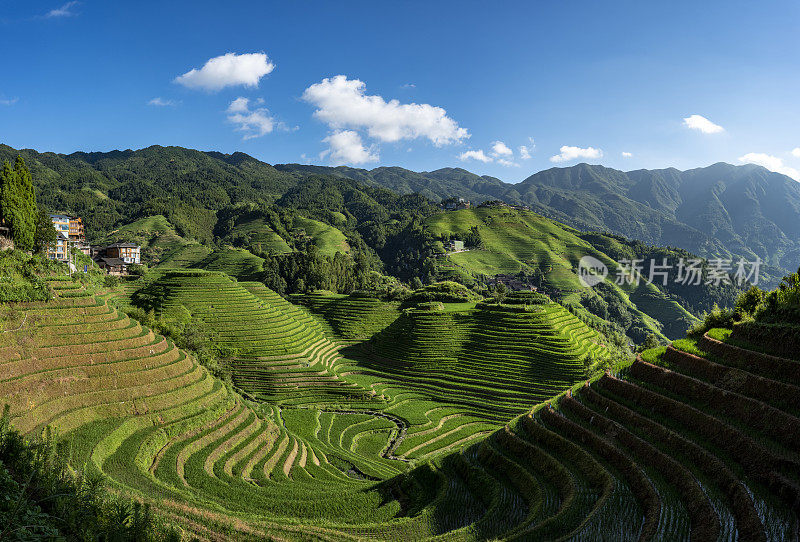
[99,257,126,267]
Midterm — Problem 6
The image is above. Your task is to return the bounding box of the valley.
[1,147,798,540]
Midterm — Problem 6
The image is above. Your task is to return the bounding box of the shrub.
[0,406,178,540]
[687,304,735,337]
[734,286,764,317]
[409,281,480,303]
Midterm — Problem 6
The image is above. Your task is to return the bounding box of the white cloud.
[46,1,79,17]
[175,52,274,91]
[226,97,275,139]
[401,83,416,89]
[320,130,379,165]
[459,150,493,163]
[621,151,633,158]
[519,141,534,160]
[491,140,513,157]
[148,97,178,107]
[738,153,799,181]
[683,114,724,134]
[550,145,603,163]
[792,147,800,158]
[497,158,520,167]
[302,75,468,146]
[0,97,18,106]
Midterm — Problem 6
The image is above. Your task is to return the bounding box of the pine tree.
[14,156,37,251]
[34,206,57,255]
[0,161,19,236]
[0,156,37,251]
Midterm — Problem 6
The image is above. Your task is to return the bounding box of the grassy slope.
[426,208,695,339]
[191,247,265,281]
[293,216,350,257]
[227,217,293,254]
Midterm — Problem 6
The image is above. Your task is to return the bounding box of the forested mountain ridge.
[283,161,800,287]
[4,142,797,286]
[513,162,800,277]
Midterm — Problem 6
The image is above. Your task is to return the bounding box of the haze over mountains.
[4,143,799,284]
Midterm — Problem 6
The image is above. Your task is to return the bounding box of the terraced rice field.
[295,290,402,340]
[3,277,797,540]
[0,280,499,538]
[361,294,608,420]
[191,248,266,280]
[133,270,369,406]
[226,216,293,254]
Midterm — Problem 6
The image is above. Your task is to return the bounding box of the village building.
[96,257,128,275]
[445,239,465,252]
[49,232,71,261]
[103,242,141,265]
[48,214,90,260]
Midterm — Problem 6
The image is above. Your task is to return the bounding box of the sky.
[1,0,799,182]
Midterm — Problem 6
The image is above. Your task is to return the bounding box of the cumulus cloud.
[148,97,178,107]
[792,147,800,158]
[550,145,603,163]
[738,153,800,181]
[320,130,379,165]
[621,151,633,158]
[518,137,535,160]
[302,75,468,146]
[497,158,520,167]
[226,97,275,139]
[459,150,493,163]
[175,53,275,91]
[46,1,79,17]
[683,114,724,134]
[491,141,513,157]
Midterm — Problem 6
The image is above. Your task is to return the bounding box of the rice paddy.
[1,272,797,540]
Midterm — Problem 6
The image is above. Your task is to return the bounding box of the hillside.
[282,161,800,287]
[363,293,609,420]
[2,260,799,539]
[0,144,297,241]
[425,207,700,340]
[4,142,797,286]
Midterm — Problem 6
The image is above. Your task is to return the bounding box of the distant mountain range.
[3,143,798,285]
[279,161,800,284]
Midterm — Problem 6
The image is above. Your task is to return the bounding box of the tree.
[638,334,660,351]
[33,206,57,255]
[0,156,37,251]
[735,285,764,317]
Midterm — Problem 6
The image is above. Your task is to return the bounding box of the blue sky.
[1,0,799,182]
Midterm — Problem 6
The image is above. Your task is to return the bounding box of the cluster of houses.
[485,273,540,292]
[441,198,532,213]
[441,197,472,211]
[477,200,531,211]
[47,214,141,275]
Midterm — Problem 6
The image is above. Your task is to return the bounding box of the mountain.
[0,144,297,240]
[3,143,797,285]
[276,164,510,202]
[280,161,800,286]
[510,163,800,286]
